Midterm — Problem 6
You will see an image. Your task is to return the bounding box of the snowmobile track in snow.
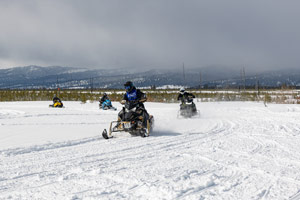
[1,101,300,199]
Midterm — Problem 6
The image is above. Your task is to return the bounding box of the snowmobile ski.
[102,129,113,139]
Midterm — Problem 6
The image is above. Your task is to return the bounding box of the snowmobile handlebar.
[139,98,147,103]
[120,98,147,105]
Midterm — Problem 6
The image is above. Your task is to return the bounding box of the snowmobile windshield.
[125,107,136,113]
[187,97,193,103]
[125,101,137,111]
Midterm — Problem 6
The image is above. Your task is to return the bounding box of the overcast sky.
[1,0,300,71]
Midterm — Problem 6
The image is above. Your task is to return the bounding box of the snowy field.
[1,101,300,199]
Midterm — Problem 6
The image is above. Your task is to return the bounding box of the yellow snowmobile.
[49,101,63,108]
[49,97,64,108]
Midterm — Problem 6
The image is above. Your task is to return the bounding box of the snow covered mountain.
[1,65,300,89]
[0,66,127,89]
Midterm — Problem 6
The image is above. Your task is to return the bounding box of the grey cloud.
[0,0,300,71]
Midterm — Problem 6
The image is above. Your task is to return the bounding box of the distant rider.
[53,95,61,103]
[177,88,196,112]
[52,94,63,107]
[99,93,109,107]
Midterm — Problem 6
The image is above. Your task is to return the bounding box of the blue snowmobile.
[100,99,117,110]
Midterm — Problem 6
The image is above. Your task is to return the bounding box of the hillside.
[1,66,300,89]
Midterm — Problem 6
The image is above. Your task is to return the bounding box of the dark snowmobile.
[102,100,154,139]
[178,97,199,118]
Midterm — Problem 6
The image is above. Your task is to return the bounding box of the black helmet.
[103,92,107,97]
[124,81,134,92]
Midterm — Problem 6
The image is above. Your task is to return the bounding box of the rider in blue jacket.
[122,81,146,107]
[118,81,148,122]
[99,93,109,108]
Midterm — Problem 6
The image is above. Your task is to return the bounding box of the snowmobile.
[178,97,199,118]
[49,101,64,108]
[102,100,154,139]
[99,99,117,111]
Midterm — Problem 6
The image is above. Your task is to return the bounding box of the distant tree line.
[0,89,300,104]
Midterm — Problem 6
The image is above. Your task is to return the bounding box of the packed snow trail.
[1,101,300,199]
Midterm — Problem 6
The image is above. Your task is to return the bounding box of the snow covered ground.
[1,101,300,199]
